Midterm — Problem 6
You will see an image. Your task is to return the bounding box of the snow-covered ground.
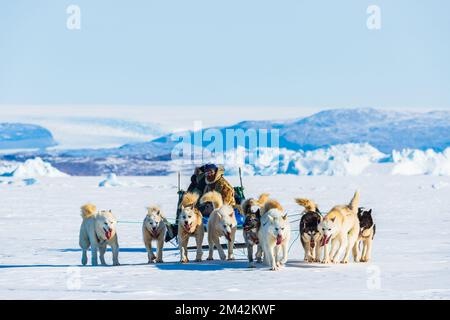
[1,173,450,299]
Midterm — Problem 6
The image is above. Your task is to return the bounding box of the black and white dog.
[295,198,323,262]
[241,194,269,267]
[353,207,376,262]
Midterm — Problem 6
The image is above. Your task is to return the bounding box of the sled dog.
[258,199,291,271]
[241,193,269,267]
[318,191,360,264]
[79,204,119,266]
[142,206,167,263]
[178,192,204,263]
[353,207,376,262]
[295,198,323,263]
[200,191,237,261]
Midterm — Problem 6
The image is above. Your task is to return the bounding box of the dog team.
[79,190,375,271]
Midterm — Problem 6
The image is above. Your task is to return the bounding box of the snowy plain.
[1,171,450,299]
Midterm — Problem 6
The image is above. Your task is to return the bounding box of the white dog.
[200,191,237,261]
[79,204,119,266]
[142,206,167,263]
[258,199,291,271]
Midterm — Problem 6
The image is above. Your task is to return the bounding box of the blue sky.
[0,0,449,108]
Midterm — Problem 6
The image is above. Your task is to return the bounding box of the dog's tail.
[81,203,97,219]
[257,193,270,206]
[348,190,360,214]
[263,199,284,214]
[294,198,317,212]
[200,191,223,209]
[181,192,200,208]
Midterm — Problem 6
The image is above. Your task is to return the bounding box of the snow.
[2,157,69,178]
[1,172,450,299]
[391,148,450,176]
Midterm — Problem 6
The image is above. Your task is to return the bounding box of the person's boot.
[165,222,178,242]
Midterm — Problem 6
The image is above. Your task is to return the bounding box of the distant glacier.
[1,108,449,176]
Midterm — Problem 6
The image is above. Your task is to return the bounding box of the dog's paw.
[113,262,120,266]
[206,256,214,261]
[155,259,163,263]
[270,266,279,271]
[256,259,263,263]
[321,259,330,264]
[340,259,349,264]
[180,258,189,263]
[219,255,227,261]
[227,256,235,261]
[195,258,202,262]
[360,257,369,263]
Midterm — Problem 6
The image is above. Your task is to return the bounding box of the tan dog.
[200,191,237,261]
[142,206,167,263]
[241,193,269,267]
[178,192,204,263]
[258,199,291,271]
[79,204,119,266]
[318,191,360,264]
[295,198,323,263]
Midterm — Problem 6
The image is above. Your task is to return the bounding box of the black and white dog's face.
[300,211,322,244]
[358,208,374,233]
[243,213,260,232]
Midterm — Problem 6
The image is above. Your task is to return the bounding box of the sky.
[0,0,449,109]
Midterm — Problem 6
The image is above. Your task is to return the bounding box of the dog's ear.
[330,217,335,223]
[282,214,288,221]
[368,209,372,215]
[217,212,223,219]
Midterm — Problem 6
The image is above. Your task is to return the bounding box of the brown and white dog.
[79,204,119,266]
[178,192,204,263]
[258,199,291,271]
[142,206,167,263]
[295,198,323,263]
[353,207,376,262]
[200,191,237,261]
[240,193,269,267]
[318,191,360,264]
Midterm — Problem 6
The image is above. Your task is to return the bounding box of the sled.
[165,167,247,247]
